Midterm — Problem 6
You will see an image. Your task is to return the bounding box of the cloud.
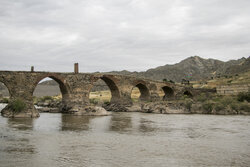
[0,0,249,72]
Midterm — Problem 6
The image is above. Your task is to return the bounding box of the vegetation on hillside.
[192,70,250,89]
[110,56,249,82]
[180,92,250,114]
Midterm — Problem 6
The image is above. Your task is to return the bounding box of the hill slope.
[110,56,249,82]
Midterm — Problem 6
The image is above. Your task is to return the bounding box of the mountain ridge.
[108,56,249,82]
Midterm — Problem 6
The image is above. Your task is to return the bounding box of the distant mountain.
[109,56,249,82]
[39,80,58,85]
[224,57,250,75]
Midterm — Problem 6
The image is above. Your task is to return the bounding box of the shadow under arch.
[32,74,70,102]
[90,75,121,103]
[132,83,150,101]
[162,86,174,100]
[183,90,193,98]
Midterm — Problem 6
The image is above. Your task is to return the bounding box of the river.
[0,103,250,167]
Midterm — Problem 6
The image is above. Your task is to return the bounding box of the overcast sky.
[0,0,249,72]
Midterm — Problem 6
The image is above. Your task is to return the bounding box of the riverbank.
[104,92,250,115]
[1,91,249,115]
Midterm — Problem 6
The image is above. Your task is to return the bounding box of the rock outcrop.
[69,106,111,116]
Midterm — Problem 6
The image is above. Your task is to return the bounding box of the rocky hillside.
[224,57,250,75]
[110,56,249,82]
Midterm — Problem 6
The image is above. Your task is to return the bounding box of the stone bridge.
[0,69,214,117]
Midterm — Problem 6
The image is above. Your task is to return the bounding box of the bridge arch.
[162,86,174,100]
[131,82,150,102]
[183,90,193,98]
[89,75,121,103]
[0,79,11,97]
[32,74,70,101]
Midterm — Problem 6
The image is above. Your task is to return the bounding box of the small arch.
[162,86,174,100]
[183,90,193,98]
[0,81,10,112]
[131,83,150,101]
[89,76,120,104]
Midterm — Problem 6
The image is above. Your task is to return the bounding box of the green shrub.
[230,102,239,111]
[1,97,9,103]
[184,98,193,111]
[202,101,213,113]
[196,93,207,102]
[217,96,236,111]
[220,96,235,106]
[180,95,190,100]
[238,103,250,112]
[90,98,98,105]
[214,102,225,111]
[9,99,26,113]
[103,101,110,105]
[237,91,250,102]
[212,96,222,102]
[42,96,53,101]
[132,98,139,102]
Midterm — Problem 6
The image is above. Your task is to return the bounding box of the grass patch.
[214,102,225,111]
[195,93,207,102]
[89,98,98,105]
[9,99,26,113]
[0,97,9,103]
[238,102,250,112]
[202,101,213,113]
[184,98,193,111]
[195,92,250,113]
[237,91,250,102]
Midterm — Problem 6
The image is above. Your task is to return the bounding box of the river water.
[0,104,250,167]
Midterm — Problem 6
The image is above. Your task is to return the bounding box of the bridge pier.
[0,74,40,117]
[2,98,39,118]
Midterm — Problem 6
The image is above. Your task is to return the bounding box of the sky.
[0,0,249,72]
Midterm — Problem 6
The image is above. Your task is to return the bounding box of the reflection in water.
[2,117,36,165]
[0,105,250,167]
[8,118,34,130]
[4,137,36,154]
[185,127,204,139]
[61,114,93,131]
[139,118,156,133]
[109,113,132,133]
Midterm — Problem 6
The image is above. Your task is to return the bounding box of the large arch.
[162,86,174,100]
[32,74,70,102]
[0,81,10,98]
[131,83,150,101]
[89,75,121,104]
